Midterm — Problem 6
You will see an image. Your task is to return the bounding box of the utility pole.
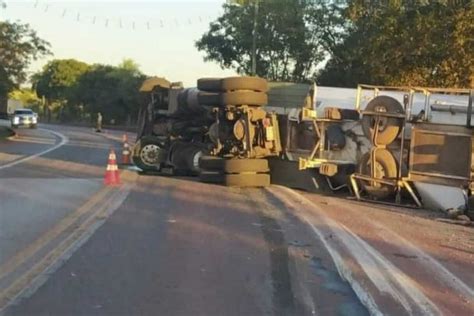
[0,1,6,114]
[251,0,259,76]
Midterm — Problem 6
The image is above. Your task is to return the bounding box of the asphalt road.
[0,122,473,315]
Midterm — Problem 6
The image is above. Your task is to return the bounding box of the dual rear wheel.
[199,156,270,187]
[197,76,268,108]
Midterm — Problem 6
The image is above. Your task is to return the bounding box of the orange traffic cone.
[121,134,131,165]
[104,149,121,185]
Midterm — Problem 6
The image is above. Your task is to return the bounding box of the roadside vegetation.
[3,58,145,125]
[1,6,145,125]
[197,0,473,87]
[0,20,50,114]
[31,58,145,124]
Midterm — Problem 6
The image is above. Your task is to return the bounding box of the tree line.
[1,0,472,123]
[32,58,145,124]
[197,0,473,88]
[1,18,145,124]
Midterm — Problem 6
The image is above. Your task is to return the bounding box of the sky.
[0,0,238,86]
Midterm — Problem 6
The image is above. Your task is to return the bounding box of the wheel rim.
[192,150,203,171]
[140,144,160,166]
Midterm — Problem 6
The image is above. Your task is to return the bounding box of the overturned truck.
[132,76,282,187]
[133,75,474,216]
[132,77,213,175]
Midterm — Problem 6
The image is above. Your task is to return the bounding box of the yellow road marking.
[0,186,112,281]
[0,186,130,310]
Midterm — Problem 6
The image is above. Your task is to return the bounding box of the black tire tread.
[198,92,220,106]
[197,78,222,92]
[199,171,224,184]
[199,155,223,171]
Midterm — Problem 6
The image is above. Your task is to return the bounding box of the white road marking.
[268,186,442,316]
[0,128,68,170]
[326,197,474,306]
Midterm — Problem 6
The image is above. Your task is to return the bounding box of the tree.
[201,0,472,88]
[71,60,145,124]
[196,0,324,82]
[8,88,41,113]
[109,59,146,124]
[317,1,474,88]
[33,59,90,121]
[0,21,50,112]
[34,59,90,101]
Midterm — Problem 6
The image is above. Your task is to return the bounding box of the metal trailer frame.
[297,108,356,170]
[350,84,474,207]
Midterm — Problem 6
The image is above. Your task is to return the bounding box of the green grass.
[0,126,15,139]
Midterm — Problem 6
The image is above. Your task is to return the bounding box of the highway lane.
[0,123,128,310]
[0,123,368,315]
[3,176,367,316]
[1,122,472,315]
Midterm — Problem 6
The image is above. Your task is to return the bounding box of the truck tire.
[197,78,222,92]
[198,91,267,107]
[198,92,220,106]
[198,76,268,93]
[358,149,398,199]
[185,146,207,175]
[221,77,268,92]
[199,157,269,173]
[199,155,223,171]
[224,173,270,187]
[132,138,164,172]
[223,158,269,173]
[199,171,224,184]
[220,91,267,107]
[362,96,404,146]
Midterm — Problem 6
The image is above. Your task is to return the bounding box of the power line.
[28,0,217,32]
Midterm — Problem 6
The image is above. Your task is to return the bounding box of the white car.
[11,109,38,129]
